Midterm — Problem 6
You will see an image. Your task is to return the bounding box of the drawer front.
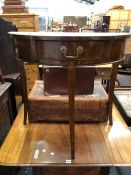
[119,11,129,20]
[0,104,11,146]
[0,91,8,112]
[14,35,126,66]
[109,21,119,29]
[3,17,34,28]
[129,11,131,20]
[24,64,39,94]
[18,28,35,32]
[110,11,120,20]
[36,40,125,65]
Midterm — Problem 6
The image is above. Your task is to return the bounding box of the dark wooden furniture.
[0,82,12,145]
[0,18,22,119]
[0,17,18,75]
[9,32,131,159]
[3,73,22,118]
[115,53,131,126]
[116,53,131,87]
[0,105,131,175]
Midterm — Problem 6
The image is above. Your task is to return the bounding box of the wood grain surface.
[0,105,131,167]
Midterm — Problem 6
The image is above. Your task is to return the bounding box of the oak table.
[0,105,131,175]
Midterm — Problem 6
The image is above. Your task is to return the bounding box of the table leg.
[108,62,119,125]
[100,167,110,175]
[17,59,28,124]
[68,62,75,159]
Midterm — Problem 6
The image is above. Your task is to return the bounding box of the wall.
[0,0,131,18]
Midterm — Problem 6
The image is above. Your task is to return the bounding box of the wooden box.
[28,81,109,122]
[43,67,95,95]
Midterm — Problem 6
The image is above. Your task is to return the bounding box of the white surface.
[9,31,131,37]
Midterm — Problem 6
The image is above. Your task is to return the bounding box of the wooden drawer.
[127,21,131,26]
[24,64,39,94]
[0,91,8,112]
[4,17,34,28]
[0,104,11,146]
[109,21,119,29]
[18,28,35,32]
[119,11,129,20]
[125,37,131,53]
[129,11,131,20]
[110,10,120,20]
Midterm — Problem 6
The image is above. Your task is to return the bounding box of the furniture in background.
[114,53,131,126]
[117,53,131,88]
[0,17,22,119]
[0,14,39,32]
[125,37,131,53]
[0,71,19,175]
[63,16,87,28]
[106,9,131,30]
[106,9,131,54]
[0,17,18,75]
[2,0,28,13]
[114,89,131,126]
[92,15,110,32]
[24,63,40,95]
[0,82,12,145]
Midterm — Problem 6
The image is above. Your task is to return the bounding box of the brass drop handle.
[60,46,84,59]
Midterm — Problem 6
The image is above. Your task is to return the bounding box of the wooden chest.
[0,13,39,31]
[28,81,109,122]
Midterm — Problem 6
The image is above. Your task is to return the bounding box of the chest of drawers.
[0,13,39,31]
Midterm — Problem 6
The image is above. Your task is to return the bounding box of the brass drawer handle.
[60,46,84,59]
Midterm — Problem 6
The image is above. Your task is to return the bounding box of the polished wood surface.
[0,105,131,166]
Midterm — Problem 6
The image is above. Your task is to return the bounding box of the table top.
[0,105,131,167]
[9,32,131,41]
[9,31,131,37]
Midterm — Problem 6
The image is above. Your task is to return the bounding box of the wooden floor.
[0,105,131,167]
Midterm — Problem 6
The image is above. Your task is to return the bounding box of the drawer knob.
[76,46,84,54]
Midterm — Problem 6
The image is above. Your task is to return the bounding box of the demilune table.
[1,32,130,175]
